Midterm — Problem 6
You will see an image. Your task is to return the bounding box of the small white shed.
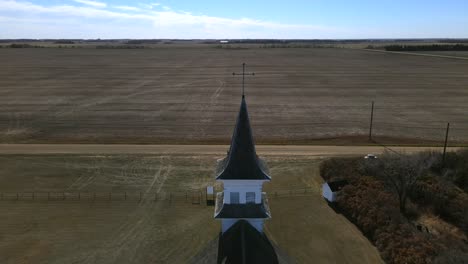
[322,180,348,202]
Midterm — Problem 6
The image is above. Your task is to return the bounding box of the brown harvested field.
[0,154,383,264]
[411,51,468,58]
[1,46,468,145]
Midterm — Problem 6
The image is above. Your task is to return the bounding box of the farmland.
[0,154,383,264]
[410,51,468,59]
[1,44,467,263]
[1,46,468,145]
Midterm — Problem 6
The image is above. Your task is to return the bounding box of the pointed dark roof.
[216,96,270,180]
[217,220,279,264]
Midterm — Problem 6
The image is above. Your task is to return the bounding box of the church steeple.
[216,95,270,180]
[214,64,271,235]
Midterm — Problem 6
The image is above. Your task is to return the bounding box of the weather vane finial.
[232,63,255,97]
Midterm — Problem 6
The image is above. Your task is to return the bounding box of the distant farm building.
[322,180,349,203]
[219,40,229,44]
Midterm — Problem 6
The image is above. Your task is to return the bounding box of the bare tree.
[365,151,435,215]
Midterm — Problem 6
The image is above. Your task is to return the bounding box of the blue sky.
[0,0,467,39]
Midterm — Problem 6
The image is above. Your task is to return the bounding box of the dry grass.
[418,214,467,243]
[0,154,383,264]
[1,47,468,144]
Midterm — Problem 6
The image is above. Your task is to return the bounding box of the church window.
[230,192,240,204]
[246,192,256,204]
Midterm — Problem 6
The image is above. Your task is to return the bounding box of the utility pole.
[369,101,375,141]
[442,122,450,166]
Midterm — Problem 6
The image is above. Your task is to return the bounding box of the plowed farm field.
[1,46,468,144]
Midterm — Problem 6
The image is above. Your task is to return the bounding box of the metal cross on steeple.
[232,63,255,97]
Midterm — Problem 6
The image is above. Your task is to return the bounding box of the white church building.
[214,94,271,233]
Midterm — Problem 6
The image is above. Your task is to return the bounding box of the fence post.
[442,122,450,166]
[63,192,66,201]
[124,192,127,201]
[139,191,142,202]
[369,101,374,141]
[154,192,157,201]
[78,192,81,200]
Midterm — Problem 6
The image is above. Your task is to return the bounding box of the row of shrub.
[339,176,437,263]
[258,44,332,49]
[214,45,249,50]
[54,40,75,44]
[214,44,334,49]
[2,44,148,49]
[321,158,437,263]
[7,43,45,48]
[412,175,468,234]
[414,150,468,233]
[320,150,468,263]
[3,44,77,48]
[125,40,162,44]
[95,45,146,49]
[433,150,468,192]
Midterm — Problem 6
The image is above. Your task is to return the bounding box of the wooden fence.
[0,187,318,204]
[0,191,204,203]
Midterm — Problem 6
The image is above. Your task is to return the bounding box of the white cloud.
[138,3,152,9]
[1,1,148,19]
[139,2,160,9]
[0,0,351,39]
[73,0,106,8]
[113,5,141,12]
